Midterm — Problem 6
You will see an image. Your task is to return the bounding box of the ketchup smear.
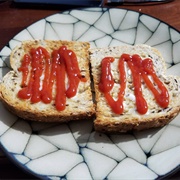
[18,46,86,111]
[99,54,169,115]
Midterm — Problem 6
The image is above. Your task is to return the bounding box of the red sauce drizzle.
[99,54,169,114]
[59,46,86,98]
[18,46,86,111]
[18,54,31,87]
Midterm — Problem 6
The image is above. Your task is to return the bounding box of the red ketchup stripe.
[40,47,52,104]
[99,54,169,115]
[30,48,44,103]
[54,50,66,111]
[99,57,114,93]
[59,46,86,98]
[18,54,32,99]
[99,56,126,114]
[59,46,78,98]
[141,58,169,108]
[18,54,31,87]
[127,54,148,114]
[18,45,86,111]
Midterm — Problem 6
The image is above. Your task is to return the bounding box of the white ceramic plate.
[0,7,180,179]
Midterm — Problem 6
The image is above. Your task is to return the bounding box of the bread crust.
[0,94,95,122]
[90,44,180,133]
[0,40,95,122]
[1,42,180,132]
[94,107,180,133]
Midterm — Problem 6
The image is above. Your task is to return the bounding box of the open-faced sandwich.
[0,40,95,122]
[90,44,180,133]
[0,41,180,133]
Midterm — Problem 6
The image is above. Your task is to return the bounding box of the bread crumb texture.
[0,40,95,122]
[89,44,180,133]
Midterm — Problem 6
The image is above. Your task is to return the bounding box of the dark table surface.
[0,0,180,179]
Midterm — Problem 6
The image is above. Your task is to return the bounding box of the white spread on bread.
[0,40,95,122]
[90,44,180,133]
[0,41,180,133]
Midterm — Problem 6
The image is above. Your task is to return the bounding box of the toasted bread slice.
[0,40,95,122]
[90,44,180,133]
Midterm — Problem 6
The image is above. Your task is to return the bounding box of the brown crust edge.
[94,106,180,133]
[0,92,96,123]
[0,40,96,123]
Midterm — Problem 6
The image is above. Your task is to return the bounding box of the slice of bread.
[0,40,95,122]
[90,44,180,133]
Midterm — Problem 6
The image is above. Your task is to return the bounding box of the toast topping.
[99,54,169,115]
[18,45,86,111]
